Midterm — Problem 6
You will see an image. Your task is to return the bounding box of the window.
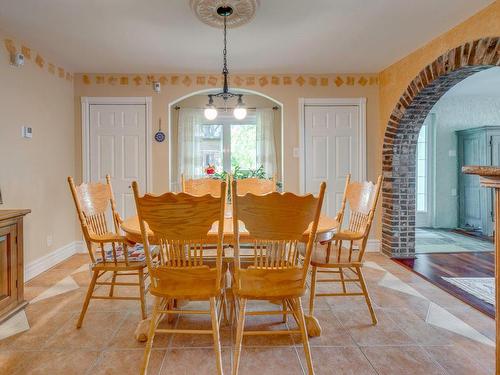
[198,115,258,174]
[416,123,427,212]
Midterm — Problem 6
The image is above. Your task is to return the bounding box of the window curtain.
[256,108,277,178]
[178,108,205,180]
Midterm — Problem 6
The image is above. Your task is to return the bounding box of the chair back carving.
[68,175,123,264]
[336,175,382,261]
[133,182,226,298]
[232,181,326,296]
[181,174,227,197]
[233,177,276,196]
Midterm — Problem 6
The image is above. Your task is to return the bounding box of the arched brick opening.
[382,37,500,258]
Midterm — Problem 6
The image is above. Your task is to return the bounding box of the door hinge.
[490,138,493,147]
[15,279,18,288]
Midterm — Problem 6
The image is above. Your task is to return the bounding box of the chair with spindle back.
[68,175,148,328]
[133,181,227,375]
[181,174,228,197]
[232,176,276,196]
[305,175,382,336]
[231,181,326,375]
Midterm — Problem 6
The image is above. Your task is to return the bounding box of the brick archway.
[382,37,500,258]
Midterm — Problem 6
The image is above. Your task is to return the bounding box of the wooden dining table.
[120,207,339,341]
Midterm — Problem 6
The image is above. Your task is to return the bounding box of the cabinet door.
[0,224,17,312]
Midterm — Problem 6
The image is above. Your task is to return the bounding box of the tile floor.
[0,253,495,375]
[416,228,493,254]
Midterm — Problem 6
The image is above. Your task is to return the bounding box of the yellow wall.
[74,74,380,192]
[379,1,500,134]
[0,30,76,264]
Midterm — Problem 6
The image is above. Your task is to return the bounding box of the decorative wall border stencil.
[78,73,379,88]
[3,37,73,83]
[381,37,500,258]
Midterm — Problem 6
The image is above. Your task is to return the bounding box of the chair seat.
[305,243,362,266]
[234,267,305,299]
[149,266,223,299]
[94,244,155,263]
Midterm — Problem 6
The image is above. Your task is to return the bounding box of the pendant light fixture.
[204,5,247,120]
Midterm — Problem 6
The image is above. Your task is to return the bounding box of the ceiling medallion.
[190,0,259,28]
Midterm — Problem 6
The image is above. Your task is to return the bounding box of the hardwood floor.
[394,252,495,318]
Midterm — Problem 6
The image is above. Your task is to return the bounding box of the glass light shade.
[204,107,218,120]
[233,106,247,120]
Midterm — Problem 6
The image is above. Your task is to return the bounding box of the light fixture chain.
[222,14,229,94]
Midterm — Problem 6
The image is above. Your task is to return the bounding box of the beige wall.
[0,30,76,264]
[74,74,380,236]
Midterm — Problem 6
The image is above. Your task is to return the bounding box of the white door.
[304,105,361,218]
[89,104,147,219]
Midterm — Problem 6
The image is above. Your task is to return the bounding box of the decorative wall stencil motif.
[4,39,15,54]
[35,53,44,68]
[77,73,379,88]
[2,37,72,82]
[190,0,259,29]
[21,45,31,59]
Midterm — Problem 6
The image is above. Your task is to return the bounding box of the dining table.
[120,206,340,341]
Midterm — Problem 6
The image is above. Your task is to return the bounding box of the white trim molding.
[80,97,153,190]
[25,241,85,281]
[298,97,367,194]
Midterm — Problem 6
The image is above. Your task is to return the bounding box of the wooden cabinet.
[0,209,30,323]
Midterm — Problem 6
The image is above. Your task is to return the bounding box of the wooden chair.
[132,181,227,375]
[181,174,228,197]
[231,181,326,375]
[232,176,276,196]
[306,175,382,336]
[68,175,148,328]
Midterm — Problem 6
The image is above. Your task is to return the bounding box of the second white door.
[304,104,363,218]
[89,103,147,219]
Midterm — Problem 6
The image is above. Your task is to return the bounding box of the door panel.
[304,105,360,218]
[89,104,147,219]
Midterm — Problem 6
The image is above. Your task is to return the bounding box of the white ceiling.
[443,67,500,97]
[0,0,494,73]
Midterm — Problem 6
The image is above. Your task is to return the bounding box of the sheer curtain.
[256,108,277,178]
[178,108,205,180]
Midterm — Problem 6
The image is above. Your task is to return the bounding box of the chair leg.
[282,300,287,323]
[305,265,321,337]
[339,267,347,294]
[210,297,224,375]
[140,297,161,375]
[138,268,147,319]
[232,297,247,375]
[108,271,117,297]
[294,297,315,375]
[356,266,377,325]
[77,269,98,328]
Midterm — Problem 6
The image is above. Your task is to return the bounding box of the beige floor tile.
[170,314,232,348]
[334,308,415,346]
[25,268,76,288]
[236,347,303,375]
[159,348,231,374]
[108,313,173,349]
[0,350,99,375]
[361,345,446,375]
[423,345,491,375]
[298,346,377,375]
[302,309,355,347]
[90,349,165,375]
[44,311,126,350]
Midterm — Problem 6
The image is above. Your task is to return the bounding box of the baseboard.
[366,239,381,252]
[25,241,85,281]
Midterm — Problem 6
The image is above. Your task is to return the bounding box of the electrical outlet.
[293,147,300,158]
[46,235,53,247]
[451,188,457,196]
[448,149,456,157]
